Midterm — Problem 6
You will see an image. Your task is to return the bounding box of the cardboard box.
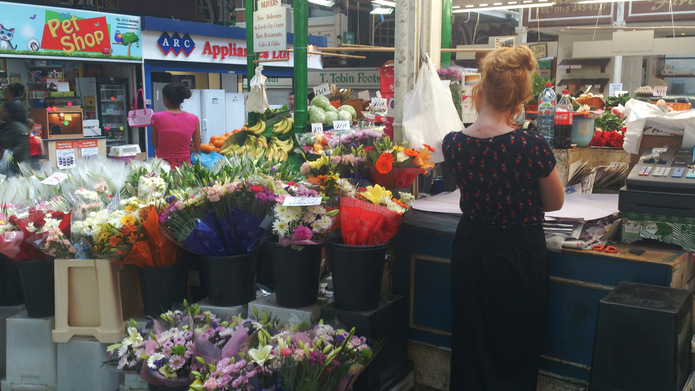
[629,134,684,165]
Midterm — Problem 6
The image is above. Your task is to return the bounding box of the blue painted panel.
[412,258,451,334]
[539,358,590,383]
[408,329,452,349]
[542,280,605,369]
[548,252,672,287]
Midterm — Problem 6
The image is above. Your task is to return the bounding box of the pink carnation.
[292,225,313,241]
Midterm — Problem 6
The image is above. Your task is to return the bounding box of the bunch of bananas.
[267,137,294,162]
[272,117,294,135]
[220,135,294,162]
[246,120,266,135]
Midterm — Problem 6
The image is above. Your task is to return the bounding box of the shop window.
[373,20,395,47]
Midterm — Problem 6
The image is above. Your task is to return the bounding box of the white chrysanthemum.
[385,200,406,214]
[396,151,409,163]
[398,192,415,205]
[273,220,289,236]
[147,353,165,369]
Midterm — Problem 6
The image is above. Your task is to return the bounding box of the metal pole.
[293,0,308,133]
[441,0,452,65]
[245,0,257,125]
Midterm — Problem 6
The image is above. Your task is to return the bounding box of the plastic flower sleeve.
[339,197,403,245]
[367,166,424,189]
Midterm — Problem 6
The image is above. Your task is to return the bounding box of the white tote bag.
[402,54,464,163]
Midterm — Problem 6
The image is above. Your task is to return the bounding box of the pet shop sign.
[0,1,141,61]
[41,15,109,54]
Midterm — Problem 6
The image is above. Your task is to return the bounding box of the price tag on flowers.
[333,120,350,131]
[283,196,323,207]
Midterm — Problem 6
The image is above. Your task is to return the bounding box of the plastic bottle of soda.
[554,89,574,149]
[537,82,556,146]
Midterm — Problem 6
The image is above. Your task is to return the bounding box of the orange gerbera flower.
[375,153,394,174]
[423,144,435,152]
[404,148,419,158]
[108,235,121,247]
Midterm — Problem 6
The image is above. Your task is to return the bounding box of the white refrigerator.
[225,93,247,131]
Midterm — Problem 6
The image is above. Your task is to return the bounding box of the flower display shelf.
[3,311,57,390]
[52,258,143,344]
[248,293,327,326]
[57,337,121,391]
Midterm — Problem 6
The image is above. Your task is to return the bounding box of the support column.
[612,1,626,87]
[421,0,442,69]
[293,0,308,133]
[393,0,419,144]
[441,0,452,65]
[245,0,257,125]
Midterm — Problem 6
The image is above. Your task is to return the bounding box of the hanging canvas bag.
[402,54,464,163]
[127,89,154,128]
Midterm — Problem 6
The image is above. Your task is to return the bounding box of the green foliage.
[606,93,630,108]
[530,73,556,104]
[595,111,625,133]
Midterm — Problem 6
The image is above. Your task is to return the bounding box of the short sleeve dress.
[151,111,199,168]
[442,129,556,391]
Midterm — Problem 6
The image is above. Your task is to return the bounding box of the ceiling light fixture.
[453,1,555,13]
[576,0,647,4]
[308,0,334,6]
[452,5,461,8]
[370,6,394,14]
[371,0,396,7]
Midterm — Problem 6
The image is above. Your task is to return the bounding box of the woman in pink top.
[150,83,201,168]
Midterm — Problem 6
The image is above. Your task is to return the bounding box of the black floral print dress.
[442,129,556,391]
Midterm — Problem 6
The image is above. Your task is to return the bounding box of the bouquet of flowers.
[271,183,338,247]
[590,110,626,148]
[364,137,435,189]
[339,184,413,245]
[270,321,375,391]
[162,176,279,256]
[26,198,74,259]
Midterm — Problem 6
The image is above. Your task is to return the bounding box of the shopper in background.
[150,83,201,168]
[567,78,584,98]
[0,100,30,175]
[442,46,564,391]
[288,91,295,112]
[3,83,25,106]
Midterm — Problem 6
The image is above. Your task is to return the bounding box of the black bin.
[590,282,692,391]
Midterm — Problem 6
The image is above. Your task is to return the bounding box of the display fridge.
[152,84,244,143]
[76,77,130,148]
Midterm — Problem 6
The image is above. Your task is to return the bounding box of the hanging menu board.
[626,1,695,22]
[524,3,614,27]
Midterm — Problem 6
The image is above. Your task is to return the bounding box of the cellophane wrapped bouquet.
[161,175,280,257]
[339,184,414,246]
[364,136,435,189]
[271,183,338,247]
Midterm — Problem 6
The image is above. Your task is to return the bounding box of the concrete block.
[5,311,57,390]
[0,304,25,378]
[196,298,247,320]
[249,294,324,326]
[56,337,122,391]
[121,373,149,390]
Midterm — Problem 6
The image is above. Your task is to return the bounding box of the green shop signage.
[308,68,380,89]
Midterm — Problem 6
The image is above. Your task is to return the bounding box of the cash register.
[619,147,695,251]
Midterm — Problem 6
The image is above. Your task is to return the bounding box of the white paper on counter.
[411,190,463,215]
[544,193,619,222]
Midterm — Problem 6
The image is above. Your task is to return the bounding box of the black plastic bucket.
[138,262,188,317]
[266,238,323,308]
[326,237,389,311]
[14,258,55,317]
[200,252,257,306]
[0,254,23,306]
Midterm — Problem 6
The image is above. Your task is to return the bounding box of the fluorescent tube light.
[577,0,645,3]
[309,0,334,6]
[372,0,396,7]
[371,7,394,14]
[453,1,554,12]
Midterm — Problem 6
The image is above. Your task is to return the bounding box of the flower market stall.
[0,120,429,390]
